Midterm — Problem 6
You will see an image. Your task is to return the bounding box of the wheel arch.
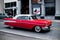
[32,25,42,30]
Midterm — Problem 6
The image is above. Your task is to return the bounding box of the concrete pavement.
[0,32,42,40]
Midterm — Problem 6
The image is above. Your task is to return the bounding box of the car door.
[19,20,29,29]
[23,20,35,29]
[15,16,34,29]
[16,16,30,29]
[19,17,34,29]
[15,16,26,28]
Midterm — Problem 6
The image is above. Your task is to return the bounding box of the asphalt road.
[0,20,60,40]
[0,32,42,40]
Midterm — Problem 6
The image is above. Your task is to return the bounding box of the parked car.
[4,15,52,33]
[0,13,9,19]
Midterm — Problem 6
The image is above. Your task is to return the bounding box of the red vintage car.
[4,15,52,32]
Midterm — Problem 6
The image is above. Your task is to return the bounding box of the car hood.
[33,19,52,23]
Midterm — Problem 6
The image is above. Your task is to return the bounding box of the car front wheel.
[34,26,42,33]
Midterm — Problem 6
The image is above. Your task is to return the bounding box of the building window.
[5,2,16,8]
[11,2,16,7]
[5,9,16,16]
[5,3,10,8]
[5,9,13,16]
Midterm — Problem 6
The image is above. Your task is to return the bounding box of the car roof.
[13,14,32,19]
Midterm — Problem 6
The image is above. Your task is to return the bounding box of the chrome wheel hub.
[35,26,41,32]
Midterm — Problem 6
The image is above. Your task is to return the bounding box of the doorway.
[44,0,55,16]
[21,0,29,14]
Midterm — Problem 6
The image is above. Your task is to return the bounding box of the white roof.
[13,14,32,19]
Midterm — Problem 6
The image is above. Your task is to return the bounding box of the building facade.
[4,0,18,16]
[0,0,4,13]
[3,0,60,19]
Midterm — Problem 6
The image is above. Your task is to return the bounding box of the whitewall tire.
[34,26,41,33]
[9,26,14,29]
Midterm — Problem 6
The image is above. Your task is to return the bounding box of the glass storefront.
[32,0,42,15]
[31,0,42,18]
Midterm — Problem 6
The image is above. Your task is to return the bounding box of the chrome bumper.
[42,27,49,30]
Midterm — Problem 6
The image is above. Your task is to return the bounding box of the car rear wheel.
[34,26,42,33]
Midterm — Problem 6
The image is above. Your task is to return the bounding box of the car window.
[17,16,29,20]
[31,16,37,19]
